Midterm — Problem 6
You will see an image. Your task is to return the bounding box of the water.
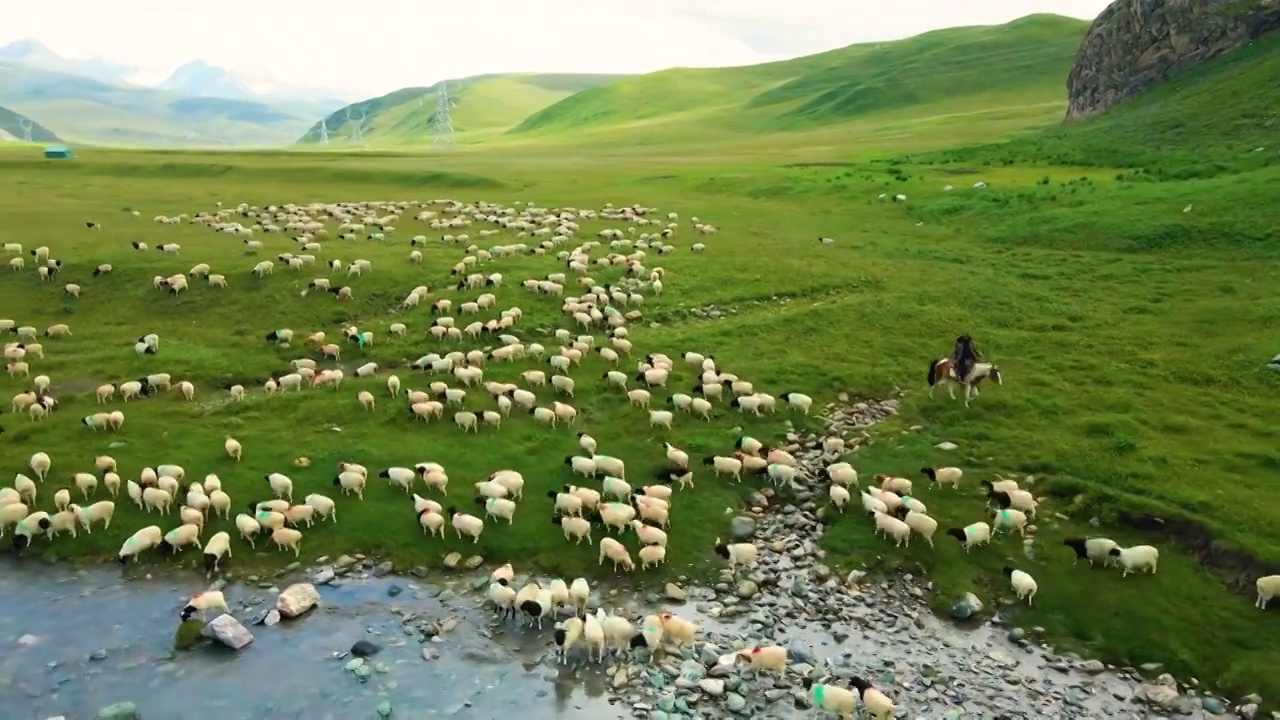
[1,561,617,720]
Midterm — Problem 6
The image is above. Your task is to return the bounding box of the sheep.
[117,525,164,563]
[829,484,851,511]
[29,452,51,481]
[234,513,261,548]
[333,471,366,499]
[638,544,666,569]
[871,510,912,547]
[271,526,304,557]
[142,487,173,514]
[766,463,797,487]
[45,323,71,338]
[602,476,631,501]
[714,540,758,572]
[649,409,674,429]
[801,679,858,719]
[850,677,896,720]
[266,472,294,502]
[0,502,31,537]
[735,645,787,675]
[158,523,203,555]
[827,462,858,487]
[578,432,598,455]
[379,467,416,493]
[1062,537,1118,567]
[556,514,594,544]
[305,493,336,523]
[778,391,813,414]
[201,531,232,574]
[449,507,485,542]
[569,577,590,615]
[1004,566,1038,605]
[703,455,742,481]
[490,469,524,499]
[987,487,1039,518]
[992,508,1028,537]
[1255,575,1280,610]
[284,504,315,528]
[521,588,556,630]
[946,521,992,552]
[598,537,635,572]
[224,437,242,461]
[1109,545,1159,577]
[477,496,517,524]
[73,472,99,500]
[180,590,231,621]
[922,466,963,488]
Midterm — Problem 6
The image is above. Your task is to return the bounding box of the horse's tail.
[926,358,944,387]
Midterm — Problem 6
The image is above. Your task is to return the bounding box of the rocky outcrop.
[1066,0,1280,120]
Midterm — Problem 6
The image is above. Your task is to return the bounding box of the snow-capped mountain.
[0,38,140,85]
[157,59,258,100]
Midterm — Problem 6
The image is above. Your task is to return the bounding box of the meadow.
[3,20,1280,708]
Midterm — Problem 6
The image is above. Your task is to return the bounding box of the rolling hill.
[295,73,630,145]
[0,103,61,143]
[512,14,1090,138]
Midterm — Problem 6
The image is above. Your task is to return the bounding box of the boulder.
[201,614,254,650]
[275,583,320,618]
[95,703,139,720]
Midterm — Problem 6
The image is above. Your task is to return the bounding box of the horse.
[926,357,1003,407]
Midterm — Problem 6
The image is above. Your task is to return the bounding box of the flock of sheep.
[3,195,1278,719]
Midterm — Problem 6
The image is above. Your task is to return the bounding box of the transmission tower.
[318,119,330,144]
[18,117,33,143]
[432,81,455,146]
[346,107,366,144]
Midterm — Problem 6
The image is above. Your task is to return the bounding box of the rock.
[201,614,254,650]
[173,619,207,650]
[89,648,108,661]
[736,580,759,599]
[463,555,484,569]
[443,552,462,568]
[729,516,757,540]
[949,592,983,620]
[1202,697,1226,714]
[351,640,382,657]
[1136,673,1182,711]
[311,568,336,585]
[263,610,280,626]
[1006,627,1026,642]
[95,702,139,720]
[664,583,687,601]
[275,583,320,618]
[1079,659,1106,674]
[376,699,393,717]
[726,693,747,712]
[934,441,958,451]
[1066,0,1280,120]
[1239,704,1259,720]
[697,678,725,696]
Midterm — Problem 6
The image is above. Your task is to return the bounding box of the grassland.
[297,74,630,146]
[2,14,1280,710]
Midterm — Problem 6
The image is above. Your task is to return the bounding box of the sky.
[0,0,1113,99]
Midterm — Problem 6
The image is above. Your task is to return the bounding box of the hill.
[0,60,344,147]
[0,103,62,142]
[0,37,139,85]
[295,73,629,145]
[513,14,1090,137]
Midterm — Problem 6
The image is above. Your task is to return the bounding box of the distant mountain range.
[0,38,354,147]
[0,103,61,143]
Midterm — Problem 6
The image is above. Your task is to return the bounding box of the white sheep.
[1004,567,1038,605]
[450,508,485,542]
[1256,575,1280,610]
[922,466,963,488]
[1109,545,1159,577]
[946,522,991,552]
[714,540,758,572]
[598,537,635,572]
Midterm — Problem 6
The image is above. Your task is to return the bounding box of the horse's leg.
[964,383,972,407]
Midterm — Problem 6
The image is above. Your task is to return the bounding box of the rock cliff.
[1066,0,1280,120]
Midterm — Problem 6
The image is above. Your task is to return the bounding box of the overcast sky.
[0,0,1112,98]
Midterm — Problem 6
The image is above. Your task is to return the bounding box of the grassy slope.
[297,74,629,146]
[2,18,1279,710]
[515,14,1088,137]
[0,61,328,147]
[0,104,62,143]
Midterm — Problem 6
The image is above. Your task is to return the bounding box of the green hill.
[0,103,61,143]
[295,73,629,145]
[0,61,339,147]
[514,14,1089,136]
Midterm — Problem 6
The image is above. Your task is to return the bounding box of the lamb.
[598,537,635,572]
[117,525,163,563]
[1108,544,1159,577]
[946,521,991,552]
[922,466,963,488]
[714,540,758,572]
[1004,566,1038,605]
[1062,537,1118,567]
[850,677,896,720]
[1255,575,1280,610]
[180,590,231,621]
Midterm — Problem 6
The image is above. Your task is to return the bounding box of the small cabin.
[44,146,74,160]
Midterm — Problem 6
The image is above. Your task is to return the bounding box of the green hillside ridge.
[0,61,339,147]
[296,73,629,145]
[514,14,1089,136]
[0,103,61,142]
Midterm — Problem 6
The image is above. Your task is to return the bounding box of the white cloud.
[0,0,1111,99]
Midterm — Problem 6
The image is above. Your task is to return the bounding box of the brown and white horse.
[927,357,1003,407]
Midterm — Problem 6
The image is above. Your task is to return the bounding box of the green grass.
[2,15,1280,712]
[296,74,630,146]
[513,14,1088,137]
